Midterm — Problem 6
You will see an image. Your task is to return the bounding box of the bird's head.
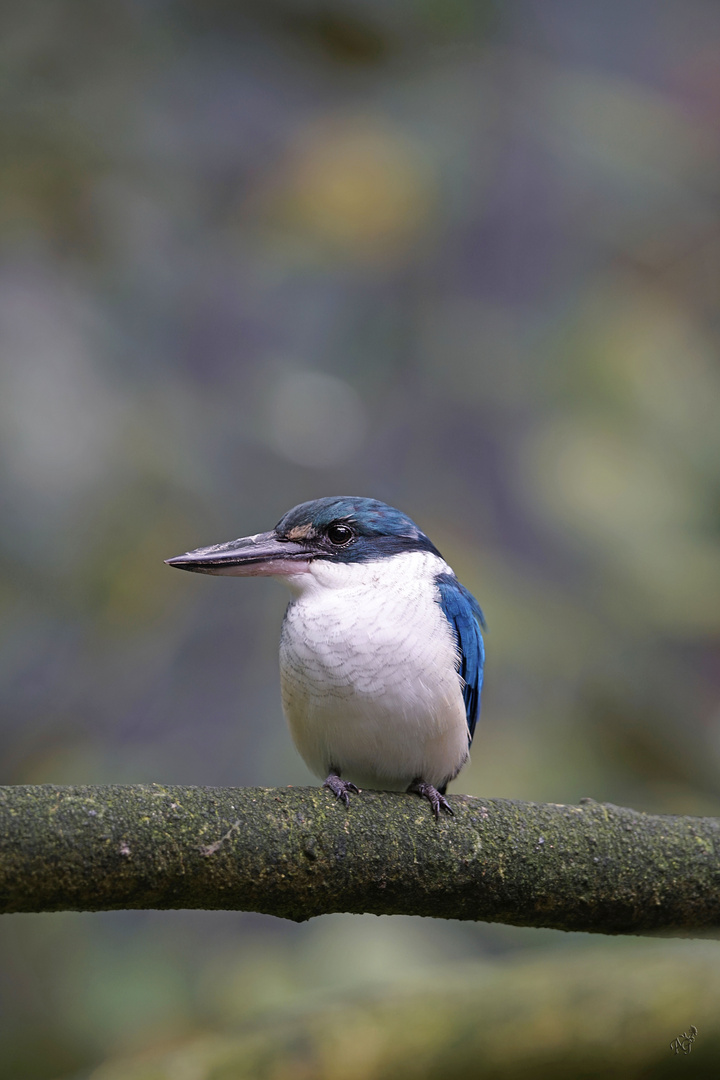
[165,496,441,578]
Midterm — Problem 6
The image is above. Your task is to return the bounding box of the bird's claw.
[407,779,454,820]
[323,773,360,807]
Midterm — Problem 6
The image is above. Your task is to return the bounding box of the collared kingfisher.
[166,497,485,818]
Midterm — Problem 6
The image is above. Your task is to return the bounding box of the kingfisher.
[166,497,485,818]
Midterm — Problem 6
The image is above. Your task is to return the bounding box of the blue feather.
[435,573,485,744]
[276,497,442,563]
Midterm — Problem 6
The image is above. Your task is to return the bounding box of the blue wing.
[435,573,485,744]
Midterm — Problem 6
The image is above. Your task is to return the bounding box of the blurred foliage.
[78,938,720,1079]
[1,0,720,1076]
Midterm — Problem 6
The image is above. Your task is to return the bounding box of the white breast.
[277,551,469,791]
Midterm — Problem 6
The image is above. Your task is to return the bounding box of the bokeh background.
[2,1,720,1077]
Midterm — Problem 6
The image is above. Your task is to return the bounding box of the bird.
[166,497,485,818]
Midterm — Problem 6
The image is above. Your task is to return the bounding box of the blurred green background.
[2,1,720,1076]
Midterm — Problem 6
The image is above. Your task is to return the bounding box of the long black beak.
[165,530,313,577]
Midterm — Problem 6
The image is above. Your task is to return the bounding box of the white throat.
[276,550,469,790]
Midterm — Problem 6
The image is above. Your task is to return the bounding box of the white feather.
[277,551,469,790]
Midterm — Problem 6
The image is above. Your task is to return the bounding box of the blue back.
[435,573,485,744]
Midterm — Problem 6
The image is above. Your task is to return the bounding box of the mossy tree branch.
[0,784,719,935]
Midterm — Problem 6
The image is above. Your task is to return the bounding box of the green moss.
[0,785,718,935]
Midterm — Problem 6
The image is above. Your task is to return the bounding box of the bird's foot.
[323,772,360,807]
[407,779,453,820]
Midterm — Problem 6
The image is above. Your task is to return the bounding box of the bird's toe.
[323,772,360,807]
[407,779,454,820]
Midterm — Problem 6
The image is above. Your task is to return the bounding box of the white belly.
[278,551,469,790]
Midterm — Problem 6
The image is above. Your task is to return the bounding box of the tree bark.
[0,783,718,935]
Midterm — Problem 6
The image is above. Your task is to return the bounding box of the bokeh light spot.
[264,368,366,468]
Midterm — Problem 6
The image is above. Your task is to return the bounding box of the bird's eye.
[326,523,354,546]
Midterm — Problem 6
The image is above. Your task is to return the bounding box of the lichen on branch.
[0,783,718,935]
